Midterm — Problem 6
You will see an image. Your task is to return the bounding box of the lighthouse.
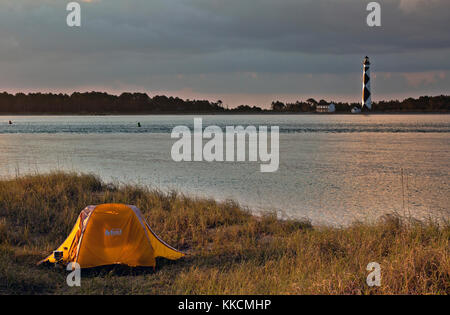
[362,56,371,111]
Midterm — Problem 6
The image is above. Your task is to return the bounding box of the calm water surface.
[0,115,448,226]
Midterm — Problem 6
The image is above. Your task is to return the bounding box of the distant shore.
[1,111,449,116]
[1,93,448,115]
[0,172,448,294]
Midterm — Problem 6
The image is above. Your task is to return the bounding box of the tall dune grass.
[0,172,448,294]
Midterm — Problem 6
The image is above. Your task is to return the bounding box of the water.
[1,115,449,134]
[1,114,449,226]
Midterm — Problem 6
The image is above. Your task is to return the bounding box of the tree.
[306,98,317,105]
[271,101,285,112]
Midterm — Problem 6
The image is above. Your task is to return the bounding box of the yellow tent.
[39,203,184,268]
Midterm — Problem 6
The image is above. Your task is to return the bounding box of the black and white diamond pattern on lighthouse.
[363,87,371,101]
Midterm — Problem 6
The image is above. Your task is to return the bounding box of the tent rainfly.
[38,203,184,268]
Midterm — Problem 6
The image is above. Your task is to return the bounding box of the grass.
[0,172,448,295]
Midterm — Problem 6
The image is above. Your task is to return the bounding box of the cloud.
[403,71,447,88]
[0,0,449,106]
[398,0,442,13]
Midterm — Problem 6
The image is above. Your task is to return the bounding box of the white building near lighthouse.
[316,103,336,113]
[351,107,361,114]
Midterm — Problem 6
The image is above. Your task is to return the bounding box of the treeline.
[270,99,358,112]
[269,96,450,113]
[0,92,225,114]
[374,95,449,112]
[0,92,448,113]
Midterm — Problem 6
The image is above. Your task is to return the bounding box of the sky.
[0,0,449,108]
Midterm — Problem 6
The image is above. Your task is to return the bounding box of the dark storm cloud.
[0,0,449,105]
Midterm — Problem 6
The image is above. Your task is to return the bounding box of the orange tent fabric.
[39,204,184,268]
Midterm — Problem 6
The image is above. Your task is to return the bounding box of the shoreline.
[1,112,449,116]
[0,172,448,294]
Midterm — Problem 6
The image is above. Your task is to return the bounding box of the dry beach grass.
[0,172,448,294]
